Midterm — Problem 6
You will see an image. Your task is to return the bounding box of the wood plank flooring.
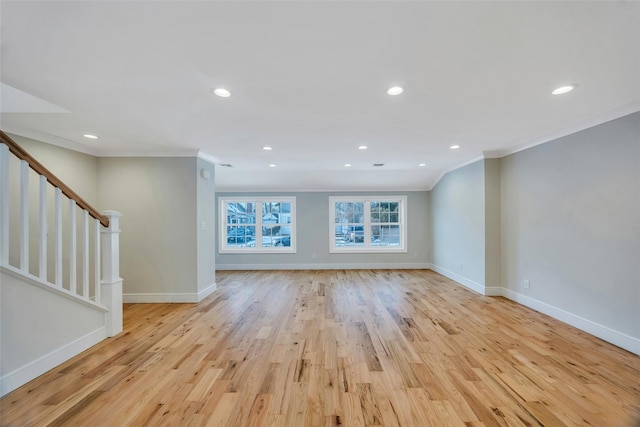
[2,270,639,426]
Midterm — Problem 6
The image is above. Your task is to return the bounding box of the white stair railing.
[0,131,122,337]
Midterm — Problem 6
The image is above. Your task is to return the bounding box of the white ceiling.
[1,1,639,192]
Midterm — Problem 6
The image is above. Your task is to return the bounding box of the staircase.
[0,131,122,397]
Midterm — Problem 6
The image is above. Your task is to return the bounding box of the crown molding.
[493,101,640,158]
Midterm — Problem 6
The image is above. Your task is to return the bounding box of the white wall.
[215,191,430,269]
[98,157,200,301]
[500,112,640,351]
[1,269,107,396]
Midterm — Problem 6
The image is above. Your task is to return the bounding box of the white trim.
[429,264,487,295]
[0,326,107,397]
[443,155,484,174]
[123,292,201,303]
[197,282,217,302]
[428,105,640,191]
[1,265,108,312]
[329,195,408,254]
[197,151,220,165]
[123,282,217,303]
[219,196,297,254]
[216,262,431,271]
[122,290,217,304]
[483,286,503,296]
[327,248,409,254]
[3,127,102,156]
[425,170,446,191]
[431,269,640,355]
[494,101,640,158]
[501,288,640,356]
[94,148,202,158]
[3,129,209,159]
[215,186,432,193]
[429,156,485,191]
[0,144,9,265]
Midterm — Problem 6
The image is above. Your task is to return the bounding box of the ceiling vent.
[219,163,233,167]
[373,163,384,167]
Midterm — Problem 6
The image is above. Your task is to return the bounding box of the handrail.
[0,130,109,228]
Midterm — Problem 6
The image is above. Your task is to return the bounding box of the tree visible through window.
[330,196,406,252]
[220,197,295,252]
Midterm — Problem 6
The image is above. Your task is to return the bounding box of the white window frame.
[219,196,296,253]
[329,196,407,253]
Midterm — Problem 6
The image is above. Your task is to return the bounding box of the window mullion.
[256,202,263,248]
[364,200,371,249]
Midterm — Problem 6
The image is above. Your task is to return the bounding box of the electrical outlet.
[524,279,530,289]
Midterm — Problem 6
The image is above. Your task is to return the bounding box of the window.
[220,197,295,253]
[330,196,407,253]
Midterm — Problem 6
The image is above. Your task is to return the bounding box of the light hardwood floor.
[2,270,639,426]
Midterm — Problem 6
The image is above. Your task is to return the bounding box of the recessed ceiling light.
[213,88,231,98]
[552,84,576,95]
[387,86,403,96]
[419,163,426,167]
[344,163,352,167]
[262,146,272,151]
[450,145,461,149]
[83,134,98,139]
[269,164,277,168]
[358,145,368,150]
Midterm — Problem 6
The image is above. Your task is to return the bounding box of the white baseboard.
[429,264,488,295]
[427,266,639,355]
[123,292,199,303]
[0,327,107,397]
[215,262,431,271]
[483,286,503,296]
[127,268,639,355]
[501,288,640,356]
[123,283,218,304]
[197,282,217,302]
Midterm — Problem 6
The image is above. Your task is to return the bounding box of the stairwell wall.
[98,157,200,302]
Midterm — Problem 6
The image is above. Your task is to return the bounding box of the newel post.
[101,210,123,337]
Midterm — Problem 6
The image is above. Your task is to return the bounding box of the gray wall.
[6,136,213,301]
[9,135,100,205]
[197,158,216,293]
[500,112,640,341]
[430,160,487,290]
[98,157,199,298]
[8,113,639,351]
[216,191,430,269]
[429,112,639,353]
[484,158,501,289]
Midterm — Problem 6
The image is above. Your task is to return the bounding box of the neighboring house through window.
[330,196,407,253]
[219,197,296,253]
